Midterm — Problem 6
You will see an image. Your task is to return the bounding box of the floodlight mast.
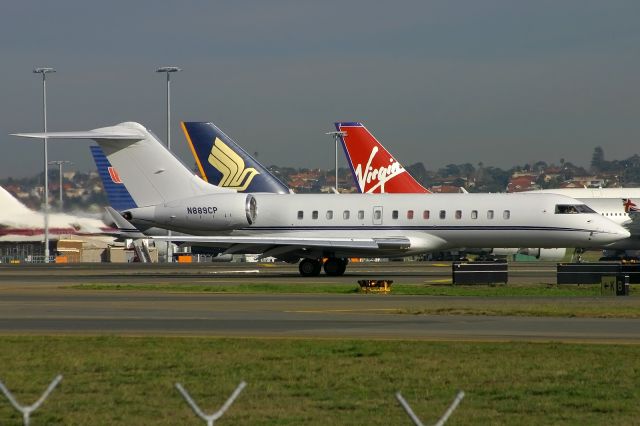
[33,67,56,263]
[325,131,346,193]
[155,66,181,263]
[48,160,72,210]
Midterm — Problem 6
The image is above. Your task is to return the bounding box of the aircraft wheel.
[336,258,348,275]
[324,257,347,276]
[299,258,321,277]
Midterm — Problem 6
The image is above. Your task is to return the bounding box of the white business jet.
[13,122,629,276]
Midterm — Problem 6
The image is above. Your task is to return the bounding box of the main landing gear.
[298,257,349,277]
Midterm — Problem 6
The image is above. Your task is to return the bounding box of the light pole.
[33,67,56,263]
[325,131,346,193]
[48,160,72,210]
[156,66,181,262]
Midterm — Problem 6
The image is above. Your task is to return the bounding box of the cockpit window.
[555,204,596,214]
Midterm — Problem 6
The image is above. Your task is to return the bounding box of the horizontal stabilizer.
[12,131,143,141]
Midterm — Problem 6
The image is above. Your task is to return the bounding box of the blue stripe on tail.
[89,145,137,211]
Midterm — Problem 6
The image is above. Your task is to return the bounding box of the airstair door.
[373,206,383,225]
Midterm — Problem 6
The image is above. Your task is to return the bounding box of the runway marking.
[206,270,261,275]
[286,308,399,313]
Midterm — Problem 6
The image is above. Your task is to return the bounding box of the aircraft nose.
[597,220,630,242]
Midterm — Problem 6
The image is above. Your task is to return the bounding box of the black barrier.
[557,263,640,284]
[452,261,508,285]
[620,264,640,284]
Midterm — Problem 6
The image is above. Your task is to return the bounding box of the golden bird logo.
[208,138,260,191]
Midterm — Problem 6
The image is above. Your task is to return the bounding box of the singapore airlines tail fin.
[335,122,430,194]
[89,146,137,211]
[181,122,292,194]
[13,122,233,208]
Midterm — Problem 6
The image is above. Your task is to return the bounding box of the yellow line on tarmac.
[286,308,399,313]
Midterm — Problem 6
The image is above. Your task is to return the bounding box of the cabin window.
[374,210,382,221]
[439,210,446,219]
[503,210,510,219]
[312,210,318,220]
[297,210,303,220]
[455,210,462,219]
[471,210,478,219]
[343,210,350,220]
[326,210,333,220]
[487,210,494,220]
[407,210,414,219]
[358,210,365,220]
[392,210,399,220]
[423,210,430,220]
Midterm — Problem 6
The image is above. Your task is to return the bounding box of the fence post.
[0,374,63,426]
[175,381,246,426]
[396,390,465,426]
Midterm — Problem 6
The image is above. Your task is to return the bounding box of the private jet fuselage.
[125,192,628,258]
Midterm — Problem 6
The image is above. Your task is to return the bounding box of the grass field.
[70,281,638,297]
[0,337,638,425]
[68,283,640,318]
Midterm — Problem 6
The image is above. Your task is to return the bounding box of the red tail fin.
[336,122,430,194]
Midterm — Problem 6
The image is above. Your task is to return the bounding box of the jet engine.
[520,248,566,261]
[123,193,257,232]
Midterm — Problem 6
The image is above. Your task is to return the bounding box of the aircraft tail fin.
[181,122,292,193]
[0,186,34,217]
[89,146,137,211]
[14,122,233,207]
[335,122,430,194]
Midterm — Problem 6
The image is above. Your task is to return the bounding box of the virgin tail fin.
[335,122,430,194]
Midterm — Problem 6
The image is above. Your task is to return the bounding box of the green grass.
[397,304,640,318]
[0,337,638,425]
[69,282,638,297]
[67,283,640,318]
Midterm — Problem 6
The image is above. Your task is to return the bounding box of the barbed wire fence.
[175,381,247,426]
[0,375,62,426]
[1,374,464,425]
[396,390,465,426]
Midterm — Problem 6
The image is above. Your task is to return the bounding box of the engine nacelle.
[520,248,566,261]
[490,248,519,257]
[123,193,257,232]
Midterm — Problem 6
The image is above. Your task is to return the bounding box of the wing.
[151,233,447,259]
[152,235,411,250]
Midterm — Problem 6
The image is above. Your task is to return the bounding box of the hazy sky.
[1,1,639,178]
